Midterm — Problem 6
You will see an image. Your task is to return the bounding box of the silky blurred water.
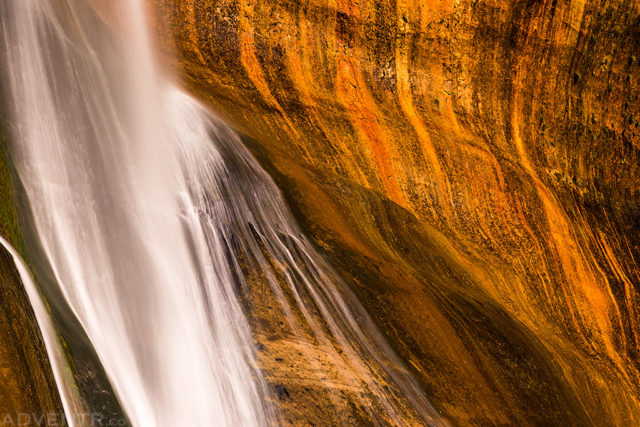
[0,0,442,425]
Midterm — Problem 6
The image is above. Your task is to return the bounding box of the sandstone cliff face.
[151,0,640,424]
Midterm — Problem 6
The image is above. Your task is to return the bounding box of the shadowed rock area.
[149,0,640,424]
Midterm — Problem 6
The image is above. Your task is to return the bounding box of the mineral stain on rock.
[148,0,640,424]
[0,0,638,425]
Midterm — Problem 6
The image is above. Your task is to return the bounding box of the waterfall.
[1,0,443,425]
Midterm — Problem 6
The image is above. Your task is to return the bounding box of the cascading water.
[1,0,443,426]
[2,1,271,425]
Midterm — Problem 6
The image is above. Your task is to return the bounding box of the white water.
[1,0,442,425]
[0,236,83,426]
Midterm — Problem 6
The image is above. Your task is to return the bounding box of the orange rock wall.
[150,0,640,424]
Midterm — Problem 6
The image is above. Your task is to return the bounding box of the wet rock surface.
[150,0,640,424]
[0,130,63,422]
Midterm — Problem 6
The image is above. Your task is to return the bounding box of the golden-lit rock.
[149,0,640,424]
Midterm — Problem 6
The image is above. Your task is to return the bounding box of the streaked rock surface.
[150,0,640,424]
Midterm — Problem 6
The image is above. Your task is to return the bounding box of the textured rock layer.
[150,0,640,424]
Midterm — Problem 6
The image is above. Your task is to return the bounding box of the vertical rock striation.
[151,0,640,424]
